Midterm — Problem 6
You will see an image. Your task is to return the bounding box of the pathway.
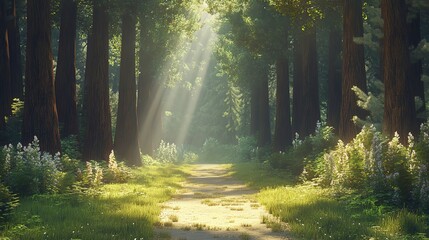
[155,164,292,240]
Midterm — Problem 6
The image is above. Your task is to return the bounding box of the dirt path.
[155,164,291,240]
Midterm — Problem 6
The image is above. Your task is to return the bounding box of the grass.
[232,162,429,240]
[0,164,191,240]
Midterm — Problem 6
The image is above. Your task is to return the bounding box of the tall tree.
[382,0,416,140]
[7,0,23,99]
[327,28,342,134]
[137,29,155,156]
[22,0,61,154]
[339,0,367,142]
[82,1,113,161]
[257,67,271,147]
[0,0,12,130]
[407,8,425,126]
[55,0,79,137]
[292,27,320,138]
[114,7,141,165]
[273,56,292,151]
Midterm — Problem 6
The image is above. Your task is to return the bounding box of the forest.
[1,0,429,239]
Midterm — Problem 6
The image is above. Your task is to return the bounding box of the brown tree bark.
[257,68,271,147]
[7,0,23,100]
[407,10,425,127]
[82,1,113,161]
[250,83,259,137]
[292,28,320,139]
[0,1,11,130]
[55,0,79,137]
[382,0,417,141]
[273,57,292,152]
[339,0,367,143]
[114,9,141,165]
[327,29,342,134]
[137,48,155,156]
[22,0,61,154]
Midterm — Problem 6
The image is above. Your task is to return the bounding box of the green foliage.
[380,209,427,236]
[223,81,243,134]
[199,138,236,163]
[0,99,24,146]
[314,123,429,213]
[235,136,257,161]
[352,84,384,129]
[75,161,104,191]
[2,137,63,196]
[103,152,131,183]
[0,184,19,225]
[109,90,119,135]
[60,135,81,160]
[0,165,190,239]
[154,140,179,164]
[269,123,336,177]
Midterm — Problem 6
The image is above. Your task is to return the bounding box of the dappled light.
[0,0,428,239]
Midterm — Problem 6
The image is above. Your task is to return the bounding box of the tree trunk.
[273,57,292,152]
[339,0,367,142]
[382,0,416,141]
[82,1,112,161]
[407,9,425,127]
[250,83,259,137]
[0,1,11,130]
[327,29,342,134]
[7,0,23,100]
[137,48,155,156]
[55,0,78,137]
[292,28,320,138]
[257,68,271,147]
[22,0,61,154]
[114,9,141,165]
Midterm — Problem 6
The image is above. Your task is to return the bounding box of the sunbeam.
[145,10,218,148]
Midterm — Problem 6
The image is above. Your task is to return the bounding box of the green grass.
[0,164,191,240]
[232,162,429,240]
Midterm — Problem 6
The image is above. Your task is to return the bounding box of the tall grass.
[232,163,428,240]
[0,165,191,239]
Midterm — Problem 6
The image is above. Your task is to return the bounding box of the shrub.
[200,138,236,163]
[315,123,429,212]
[154,140,179,164]
[0,184,19,225]
[270,123,336,177]
[235,136,257,161]
[0,99,24,146]
[103,152,131,183]
[2,137,63,196]
[75,161,103,191]
[60,135,81,160]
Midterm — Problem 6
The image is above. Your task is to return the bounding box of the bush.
[103,152,131,183]
[235,136,257,161]
[269,123,336,177]
[61,135,81,160]
[0,184,19,225]
[315,123,429,212]
[0,99,23,146]
[154,140,179,164]
[2,137,63,196]
[199,138,236,163]
[75,161,103,190]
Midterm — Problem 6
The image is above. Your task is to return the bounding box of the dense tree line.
[0,0,428,164]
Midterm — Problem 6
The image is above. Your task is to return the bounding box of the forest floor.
[154,164,292,240]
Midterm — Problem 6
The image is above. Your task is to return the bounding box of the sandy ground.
[154,164,292,240]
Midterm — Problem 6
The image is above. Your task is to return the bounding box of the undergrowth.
[0,165,191,239]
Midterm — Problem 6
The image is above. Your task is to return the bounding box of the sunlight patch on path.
[154,164,292,240]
